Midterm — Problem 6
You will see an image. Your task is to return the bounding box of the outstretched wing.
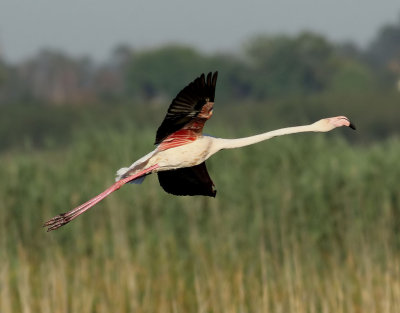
[155,71,218,145]
[157,162,217,197]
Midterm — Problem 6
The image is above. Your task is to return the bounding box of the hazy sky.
[1,0,399,63]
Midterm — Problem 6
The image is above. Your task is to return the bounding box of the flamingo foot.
[43,213,72,231]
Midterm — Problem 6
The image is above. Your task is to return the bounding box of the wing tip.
[154,71,219,144]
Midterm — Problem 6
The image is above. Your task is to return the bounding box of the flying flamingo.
[44,71,355,231]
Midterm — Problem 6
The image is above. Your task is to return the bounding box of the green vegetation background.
[1,26,400,312]
[1,106,400,312]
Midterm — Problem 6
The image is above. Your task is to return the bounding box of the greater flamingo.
[44,71,355,231]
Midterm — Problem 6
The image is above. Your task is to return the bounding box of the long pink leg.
[43,164,159,232]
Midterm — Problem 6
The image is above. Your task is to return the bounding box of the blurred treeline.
[0,17,399,152]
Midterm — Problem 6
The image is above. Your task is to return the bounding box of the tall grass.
[1,125,400,312]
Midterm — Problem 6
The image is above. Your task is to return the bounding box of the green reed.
[1,126,399,312]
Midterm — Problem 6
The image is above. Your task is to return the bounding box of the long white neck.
[215,123,322,150]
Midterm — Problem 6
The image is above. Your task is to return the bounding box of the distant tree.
[0,62,7,104]
[366,15,400,88]
[367,15,400,69]
[0,48,6,87]
[0,61,5,87]
[337,42,364,61]
[327,42,376,92]
[205,53,252,101]
[125,45,209,101]
[329,58,375,92]
[17,50,95,104]
[244,32,335,98]
[111,44,134,67]
[93,45,134,101]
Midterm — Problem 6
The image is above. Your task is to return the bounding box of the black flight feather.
[157,162,217,197]
[155,71,218,145]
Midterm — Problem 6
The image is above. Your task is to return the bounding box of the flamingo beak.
[343,117,356,130]
[338,116,356,130]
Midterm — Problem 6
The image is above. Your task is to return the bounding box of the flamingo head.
[313,116,356,132]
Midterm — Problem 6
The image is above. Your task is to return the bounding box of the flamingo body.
[118,135,215,177]
[44,71,355,231]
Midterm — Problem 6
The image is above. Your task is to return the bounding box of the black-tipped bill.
[341,117,356,130]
